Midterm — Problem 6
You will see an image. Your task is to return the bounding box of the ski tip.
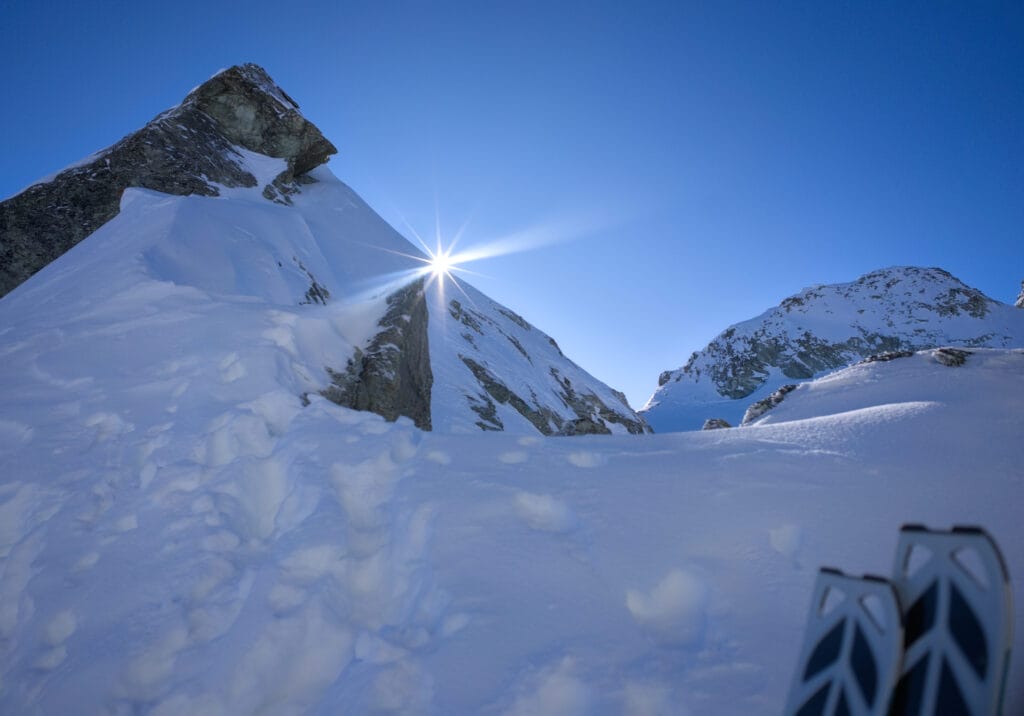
[900,523,928,533]
[951,524,988,536]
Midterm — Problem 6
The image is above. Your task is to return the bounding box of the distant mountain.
[0,64,647,436]
[641,267,1024,431]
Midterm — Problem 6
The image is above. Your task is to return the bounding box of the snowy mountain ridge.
[642,266,1024,432]
[0,63,646,436]
[0,64,336,299]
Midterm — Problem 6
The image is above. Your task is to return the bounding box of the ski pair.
[785,525,1013,716]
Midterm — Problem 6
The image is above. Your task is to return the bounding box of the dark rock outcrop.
[701,418,732,430]
[741,384,797,425]
[321,280,433,430]
[1016,281,1024,309]
[0,63,336,298]
[459,355,649,436]
[932,347,972,367]
[447,296,650,436]
[858,350,916,365]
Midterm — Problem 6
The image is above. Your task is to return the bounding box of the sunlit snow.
[0,168,1021,713]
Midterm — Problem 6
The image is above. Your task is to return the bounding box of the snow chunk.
[623,680,675,716]
[505,657,593,716]
[514,492,577,533]
[499,450,529,464]
[626,569,709,646]
[425,450,451,465]
[44,610,77,645]
[34,646,67,670]
[567,450,606,468]
[769,523,803,563]
[369,659,434,713]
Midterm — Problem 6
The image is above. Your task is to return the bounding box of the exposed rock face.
[701,418,732,430]
[321,280,433,430]
[858,351,915,365]
[932,347,972,367]
[0,63,336,298]
[188,65,335,180]
[643,267,1024,432]
[741,384,797,426]
[1016,281,1024,309]
[459,356,649,436]
[444,293,651,436]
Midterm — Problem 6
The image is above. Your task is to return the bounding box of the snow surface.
[1,152,1020,711]
[1,228,1023,716]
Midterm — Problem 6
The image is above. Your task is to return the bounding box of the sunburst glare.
[428,248,456,278]
[371,203,610,308]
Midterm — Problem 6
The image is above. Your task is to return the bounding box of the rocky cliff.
[322,279,434,430]
[642,267,1024,432]
[0,63,336,298]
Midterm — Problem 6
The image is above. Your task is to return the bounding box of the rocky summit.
[0,64,647,437]
[641,266,1024,431]
[0,64,336,299]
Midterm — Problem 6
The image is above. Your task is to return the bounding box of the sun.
[429,249,456,278]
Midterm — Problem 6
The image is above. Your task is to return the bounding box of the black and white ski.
[888,525,1013,716]
[785,568,904,715]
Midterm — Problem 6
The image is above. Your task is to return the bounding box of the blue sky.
[2,2,1022,407]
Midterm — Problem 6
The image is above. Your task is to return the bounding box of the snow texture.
[1,248,1022,716]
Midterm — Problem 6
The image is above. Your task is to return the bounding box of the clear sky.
[2,2,1022,408]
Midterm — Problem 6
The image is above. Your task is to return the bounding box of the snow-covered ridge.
[1,63,645,435]
[641,266,1024,432]
[0,63,336,299]
[1,160,646,436]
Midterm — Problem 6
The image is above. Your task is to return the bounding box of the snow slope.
[643,267,1024,432]
[1,62,644,437]
[0,152,643,438]
[1,253,1022,716]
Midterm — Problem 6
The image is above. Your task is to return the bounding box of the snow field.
[0,162,1021,711]
[0,352,1022,712]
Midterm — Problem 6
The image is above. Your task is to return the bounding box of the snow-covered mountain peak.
[774,266,992,321]
[0,64,646,436]
[642,266,1024,432]
[0,63,335,299]
[1016,279,1024,309]
[176,63,337,180]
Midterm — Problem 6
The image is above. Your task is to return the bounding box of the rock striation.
[0,63,336,298]
[446,295,651,436]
